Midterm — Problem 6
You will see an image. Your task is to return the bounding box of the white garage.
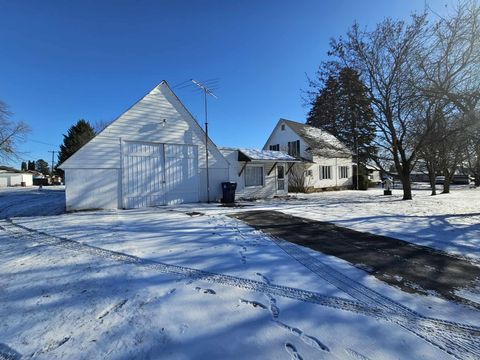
[0,171,33,187]
[59,81,229,211]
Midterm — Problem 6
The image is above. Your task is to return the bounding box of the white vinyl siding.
[245,165,264,187]
[339,166,349,179]
[320,165,332,180]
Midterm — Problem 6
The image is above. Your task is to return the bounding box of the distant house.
[219,148,299,199]
[263,119,353,191]
[59,81,230,211]
[366,164,382,184]
[0,166,33,187]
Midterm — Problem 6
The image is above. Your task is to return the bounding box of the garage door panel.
[123,142,199,208]
[123,142,165,209]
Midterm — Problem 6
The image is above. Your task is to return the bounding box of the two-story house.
[263,119,353,191]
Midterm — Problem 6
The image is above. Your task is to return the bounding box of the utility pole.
[48,150,56,176]
[354,117,359,190]
[191,79,217,203]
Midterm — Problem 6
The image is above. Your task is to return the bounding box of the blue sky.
[0,0,448,167]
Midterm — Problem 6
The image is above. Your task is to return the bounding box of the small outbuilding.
[0,167,33,187]
[59,81,230,211]
[219,147,299,199]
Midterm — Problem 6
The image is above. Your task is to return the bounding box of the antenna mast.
[191,79,217,203]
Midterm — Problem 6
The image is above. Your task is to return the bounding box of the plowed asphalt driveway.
[231,210,480,308]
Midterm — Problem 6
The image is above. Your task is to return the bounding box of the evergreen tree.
[57,119,95,170]
[35,159,50,175]
[27,160,35,171]
[21,161,27,171]
[307,67,376,164]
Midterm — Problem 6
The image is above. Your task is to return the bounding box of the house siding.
[264,119,353,190]
[221,148,288,199]
[264,122,312,160]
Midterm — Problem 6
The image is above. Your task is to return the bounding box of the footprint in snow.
[285,343,303,360]
[276,321,329,353]
[98,299,127,320]
[195,287,216,295]
[345,348,372,360]
[255,273,279,318]
[239,299,267,310]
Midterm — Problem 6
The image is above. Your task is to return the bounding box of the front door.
[277,164,286,193]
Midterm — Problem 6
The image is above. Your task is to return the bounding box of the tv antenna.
[191,79,218,203]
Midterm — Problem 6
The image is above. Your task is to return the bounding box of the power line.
[27,138,58,147]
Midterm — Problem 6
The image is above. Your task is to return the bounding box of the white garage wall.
[21,174,33,186]
[199,167,229,202]
[65,169,120,211]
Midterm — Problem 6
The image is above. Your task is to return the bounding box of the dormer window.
[287,140,300,157]
[281,124,285,131]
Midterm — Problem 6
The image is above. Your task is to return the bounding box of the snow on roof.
[281,119,352,158]
[240,148,298,161]
[219,147,298,162]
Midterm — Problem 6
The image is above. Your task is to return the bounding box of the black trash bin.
[221,182,237,203]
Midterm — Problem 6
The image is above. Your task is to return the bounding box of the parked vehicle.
[452,175,470,185]
[435,176,445,185]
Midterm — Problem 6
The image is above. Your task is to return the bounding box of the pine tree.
[35,159,50,175]
[21,161,27,171]
[27,160,35,171]
[57,119,95,169]
[307,67,376,164]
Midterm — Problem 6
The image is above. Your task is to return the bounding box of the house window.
[320,165,332,180]
[287,140,300,157]
[269,144,280,151]
[245,165,264,187]
[281,124,285,131]
[339,166,349,179]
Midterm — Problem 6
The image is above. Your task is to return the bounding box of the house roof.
[219,147,299,162]
[0,166,22,173]
[281,119,352,158]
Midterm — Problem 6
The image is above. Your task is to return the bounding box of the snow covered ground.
[0,186,65,218]
[1,186,479,359]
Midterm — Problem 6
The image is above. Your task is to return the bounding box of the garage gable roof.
[59,81,228,169]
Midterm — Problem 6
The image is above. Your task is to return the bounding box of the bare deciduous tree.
[0,101,30,162]
[416,1,480,193]
[330,15,429,200]
[420,1,480,120]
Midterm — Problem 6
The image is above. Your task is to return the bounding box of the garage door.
[122,142,198,208]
